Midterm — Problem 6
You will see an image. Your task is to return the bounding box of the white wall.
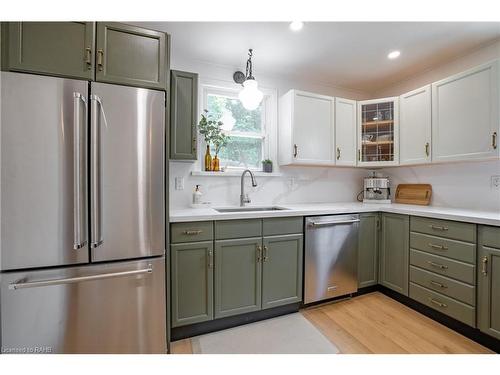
[378,39,500,212]
[169,54,370,209]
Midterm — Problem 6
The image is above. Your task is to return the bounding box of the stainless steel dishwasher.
[304,214,359,304]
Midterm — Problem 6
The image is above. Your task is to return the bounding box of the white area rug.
[191,313,339,354]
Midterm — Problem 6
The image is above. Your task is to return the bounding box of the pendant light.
[233,49,264,111]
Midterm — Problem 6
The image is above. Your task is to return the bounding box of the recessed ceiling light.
[388,50,401,60]
[289,21,304,32]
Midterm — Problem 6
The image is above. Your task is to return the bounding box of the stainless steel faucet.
[240,169,258,206]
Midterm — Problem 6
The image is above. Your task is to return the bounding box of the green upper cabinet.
[95,22,167,89]
[170,70,199,160]
[171,241,214,328]
[1,22,95,80]
[358,213,380,288]
[214,237,262,319]
[478,226,500,340]
[262,234,303,309]
[379,213,410,296]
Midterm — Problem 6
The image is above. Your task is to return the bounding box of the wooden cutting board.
[395,184,432,205]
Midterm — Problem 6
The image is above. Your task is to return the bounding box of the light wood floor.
[170,292,492,354]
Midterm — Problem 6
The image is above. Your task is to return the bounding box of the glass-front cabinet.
[357,97,399,166]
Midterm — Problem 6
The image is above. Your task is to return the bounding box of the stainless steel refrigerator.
[0,72,166,353]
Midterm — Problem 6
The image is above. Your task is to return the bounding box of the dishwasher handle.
[308,219,360,228]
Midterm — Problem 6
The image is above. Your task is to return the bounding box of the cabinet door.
[292,90,335,165]
[358,97,399,167]
[335,97,357,166]
[96,22,167,89]
[358,213,379,288]
[170,70,198,160]
[432,61,499,162]
[262,234,303,309]
[214,238,262,318]
[171,241,213,327]
[478,245,500,340]
[379,213,409,295]
[400,85,432,165]
[3,22,95,80]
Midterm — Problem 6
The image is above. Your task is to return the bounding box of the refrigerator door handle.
[9,265,153,290]
[73,92,88,250]
[90,94,103,248]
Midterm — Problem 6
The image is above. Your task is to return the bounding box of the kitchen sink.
[215,206,289,213]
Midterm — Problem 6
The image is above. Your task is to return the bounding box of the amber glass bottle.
[204,145,212,171]
[212,155,220,172]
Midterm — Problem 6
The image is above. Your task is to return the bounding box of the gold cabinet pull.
[336,147,341,160]
[428,243,448,251]
[427,261,448,270]
[425,142,430,157]
[429,224,448,231]
[263,246,269,262]
[183,230,203,235]
[97,49,104,71]
[482,256,488,276]
[293,144,298,158]
[207,250,213,268]
[256,245,262,263]
[493,132,497,149]
[429,298,447,308]
[430,280,447,289]
[358,149,361,161]
[85,47,92,70]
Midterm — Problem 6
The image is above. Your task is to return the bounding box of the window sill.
[191,171,283,177]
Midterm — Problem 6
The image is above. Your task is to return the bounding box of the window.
[201,82,277,171]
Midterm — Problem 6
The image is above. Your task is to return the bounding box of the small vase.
[212,155,220,172]
[263,163,273,173]
[204,145,212,171]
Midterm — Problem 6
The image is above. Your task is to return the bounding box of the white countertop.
[169,202,500,227]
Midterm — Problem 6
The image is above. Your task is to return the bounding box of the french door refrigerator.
[0,72,166,353]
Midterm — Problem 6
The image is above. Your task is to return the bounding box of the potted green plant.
[262,159,273,173]
[198,110,230,172]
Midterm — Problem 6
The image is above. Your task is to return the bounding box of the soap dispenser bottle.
[193,185,202,205]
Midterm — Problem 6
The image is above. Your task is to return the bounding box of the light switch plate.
[491,176,500,189]
[175,177,184,190]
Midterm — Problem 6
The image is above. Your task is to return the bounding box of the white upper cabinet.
[357,97,399,167]
[335,97,357,166]
[432,61,499,162]
[279,90,335,166]
[399,85,432,165]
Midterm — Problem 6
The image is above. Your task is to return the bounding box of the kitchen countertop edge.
[169,202,500,227]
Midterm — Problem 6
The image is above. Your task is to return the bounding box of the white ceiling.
[137,22,500,93]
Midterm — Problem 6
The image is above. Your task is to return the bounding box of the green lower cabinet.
[358,213,379,288]
[214,237,262,318]
[478,244,500,340]
[262,234,303,309]
[171,241,214,328]
[379,213,410,296]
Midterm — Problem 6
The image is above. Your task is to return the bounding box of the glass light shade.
[238,79,264,110]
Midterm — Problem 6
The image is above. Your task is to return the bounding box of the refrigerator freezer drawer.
[0,257,166,354]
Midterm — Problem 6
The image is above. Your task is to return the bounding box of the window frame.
[197,78,277,172]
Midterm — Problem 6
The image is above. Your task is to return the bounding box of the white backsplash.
[169,162,367,209]
[381,160,500,212]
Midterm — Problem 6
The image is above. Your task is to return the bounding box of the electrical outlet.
[175,177,184,190]
[491,176,500,189]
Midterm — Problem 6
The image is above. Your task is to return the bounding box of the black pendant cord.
[245,49,254,80]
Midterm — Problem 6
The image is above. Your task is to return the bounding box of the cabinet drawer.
[262,217,303,236]
[410,265,475,306]
[479,225,500,249]
[410,217,476,243]
[410,232,476,264]
[410,249,475,285]
[215,219,262,240]
[410,282,475,327]
[171,222,213,243]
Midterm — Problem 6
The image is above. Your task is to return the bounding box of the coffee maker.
[363,172,391,204]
